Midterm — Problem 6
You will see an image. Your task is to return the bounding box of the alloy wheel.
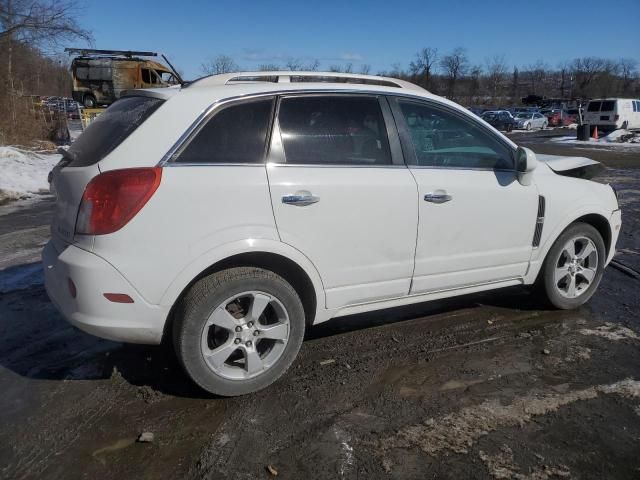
[200,291,290,380]
[553,236,598,299]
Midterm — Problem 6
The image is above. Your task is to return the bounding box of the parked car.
[544,109,574,127]
[584,98,640,131]
[481,110,517,131]
[515,111,548,130]
[45,71,621,396]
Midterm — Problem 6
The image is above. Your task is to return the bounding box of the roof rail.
[189,71,426,92]
[65,48,157,58]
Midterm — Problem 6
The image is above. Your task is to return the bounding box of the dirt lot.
[1,132,639,480]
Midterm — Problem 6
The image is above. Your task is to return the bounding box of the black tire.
[537,222,606,309]
[506,123,513,132]
[173,267,305,396]
[83,94,96,108]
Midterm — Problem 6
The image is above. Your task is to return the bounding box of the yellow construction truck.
[65,49,181,108]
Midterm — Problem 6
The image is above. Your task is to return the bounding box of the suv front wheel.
[537,222,605,309]
[173,267,305,396]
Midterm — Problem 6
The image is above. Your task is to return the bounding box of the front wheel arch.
[534,213,612,286]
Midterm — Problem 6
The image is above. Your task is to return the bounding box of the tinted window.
[587,101,601,112]
[67,96,164,167]
[176,98,273,164]
[278,96,391,165]
[398,100,513,170]
[600,101,615,112]
[141,68,151,83]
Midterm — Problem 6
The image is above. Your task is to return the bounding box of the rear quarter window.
[66,96,164,167]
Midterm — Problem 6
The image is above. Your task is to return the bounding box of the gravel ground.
[0,135,639,480]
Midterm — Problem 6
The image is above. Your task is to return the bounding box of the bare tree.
[409,47,438,88]
[359,64,371,75]
[571,57,605,93]
[510,66,520,100]
[0,0,91,125]
[525,60,547,95]
[201,54,239,75]
[556,61,571,98]
[257,63,280,71]
[618,58,637,94]
[439,47,468,98]
[485,54,507,102]
[305,59,320,71]
[285,57,303,71]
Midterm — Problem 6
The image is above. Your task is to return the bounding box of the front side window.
[176,98,274,164]
[277,95,392,165]
[398,100,513,170]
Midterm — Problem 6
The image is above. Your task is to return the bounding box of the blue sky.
[77,0,640,79]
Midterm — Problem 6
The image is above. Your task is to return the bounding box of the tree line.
[203,48,639,106]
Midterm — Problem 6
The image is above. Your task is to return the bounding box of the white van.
[584,98,640,131]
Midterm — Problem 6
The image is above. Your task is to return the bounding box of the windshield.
[159,71,179,84]
[66,96,164,167]
[515,113,530,118]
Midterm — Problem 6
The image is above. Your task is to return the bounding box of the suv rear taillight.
[76,167,162,235]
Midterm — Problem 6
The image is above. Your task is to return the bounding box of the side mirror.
[515,146,538,186]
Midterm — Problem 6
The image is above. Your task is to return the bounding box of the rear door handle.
[424,191,452,204]
[282,192,320,206]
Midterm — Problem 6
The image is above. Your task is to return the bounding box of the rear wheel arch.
[162,251,320,345]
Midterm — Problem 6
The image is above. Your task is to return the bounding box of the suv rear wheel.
[173,267,305,396]
[537,223,605,309]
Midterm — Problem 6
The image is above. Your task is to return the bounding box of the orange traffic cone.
[592,126,598,140]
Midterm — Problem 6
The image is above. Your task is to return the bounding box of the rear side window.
[67,96,164,167]
[587,101,601,112]
[176,98,274,164]
[277,95,392,165]
[397,99,513,170]
[600,101,615,112]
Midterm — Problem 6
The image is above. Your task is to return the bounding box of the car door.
[389,97,539,294]
[266,94,418,310]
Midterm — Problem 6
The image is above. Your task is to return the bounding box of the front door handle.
[282,192,320,206]
[424,191,452,204]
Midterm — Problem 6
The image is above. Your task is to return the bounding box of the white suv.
[44,72,622,396]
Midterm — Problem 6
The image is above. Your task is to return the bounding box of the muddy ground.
[1,131,639,480]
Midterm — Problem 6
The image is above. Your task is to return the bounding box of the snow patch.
[551,129,640,148]
[0,146,60,201]
[378,378,640,456]
[579,323,639,342]
[479,444,571,479]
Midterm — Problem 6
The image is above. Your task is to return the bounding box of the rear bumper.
[43,241,169,344]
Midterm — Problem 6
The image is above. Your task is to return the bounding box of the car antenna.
[161,54,185,86]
